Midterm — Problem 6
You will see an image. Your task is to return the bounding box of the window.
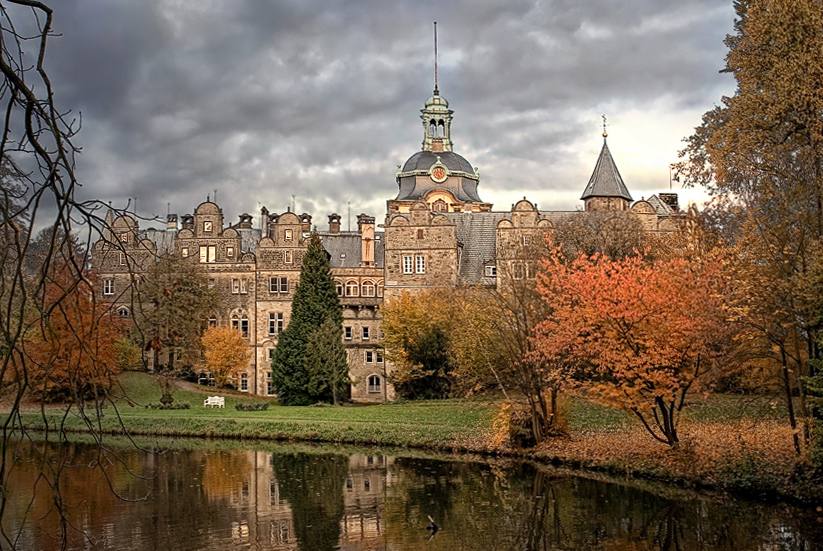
[417,229,424,239]
[335,280,343,296]
[269,313,284,335]
[240,317,249,338]
[209,278,215,288]
[346,280,359,297]
[368,375,381,393]
[523,235,532,246]
[269,276,288,294]
[200,245,216,263]
[485,265,497,277]
[344,327,352,340]
[377,281,384,297]
[361,281,375,297]
[415,255,426,274]
[284,251,293,264]
[284,229,293,241]
[203,221,213,233]
[365,351,374,363]
[103,279,114,295]
[403,255,413,274]
[267,381,274,396]
[181,247,189,257]
[227,246,234,257]
[376,351,384,364]
[232,316,239,331]
[119,252,126,266]
[120,233,129,242]
[240,373,248,392]
[362,326,370,340]
[208,316,217,327]
[513,262,524,280]
[240,278,248,294]
[117,307,130,318]
[232,279,240,294]
[268,349,275,361]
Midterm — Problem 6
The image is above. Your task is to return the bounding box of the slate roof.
[319,232,385,269]
[580,140,632,201]
[645,194,673,217]
[140,228,177,255]
[401,150,474,174]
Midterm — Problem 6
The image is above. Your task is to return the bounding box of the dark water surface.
[3,438,821,550]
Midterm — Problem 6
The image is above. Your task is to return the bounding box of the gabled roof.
[580,140,632,202]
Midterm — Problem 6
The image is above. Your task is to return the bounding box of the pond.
[2,437,820,550]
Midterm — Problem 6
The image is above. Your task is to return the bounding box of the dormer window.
[203,221,213,233]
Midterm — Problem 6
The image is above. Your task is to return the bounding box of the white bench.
[204,396,225,408]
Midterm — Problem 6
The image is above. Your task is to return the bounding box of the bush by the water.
[147,402,191,410]
[235,401,269,411]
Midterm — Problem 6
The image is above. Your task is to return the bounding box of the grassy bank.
[7,372,821,502]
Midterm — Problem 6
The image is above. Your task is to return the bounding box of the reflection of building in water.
[216,451,395,549]
[340,454,396,549]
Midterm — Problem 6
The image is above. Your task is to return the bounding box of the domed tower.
[388,57,492,214]
[580,118,633,212]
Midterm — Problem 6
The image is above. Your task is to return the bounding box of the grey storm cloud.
[42,0,734,226]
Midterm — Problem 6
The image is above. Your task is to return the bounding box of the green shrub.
[146,402,191,410]
[718,444,778,496]
[235,402,269,411]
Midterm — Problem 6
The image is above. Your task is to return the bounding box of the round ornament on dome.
[429,157,449,183]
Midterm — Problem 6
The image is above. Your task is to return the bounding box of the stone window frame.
[361,280,375,297]
[365,350,374,363]
[227,246,234,257]
[203,221,213,233]
[368,374,382,393]
[284,229,293,241]
[181,247,189,258]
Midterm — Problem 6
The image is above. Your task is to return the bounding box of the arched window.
[377,280,384,297]
[361,280,375,297]
[368,375,381,394]
[335,279,343,296]
[429,120,436,137]
[346,280,359,297]
[437,120,445,137]
[117,307,130,318]
[208,316,217,328]
[432,199,448,213]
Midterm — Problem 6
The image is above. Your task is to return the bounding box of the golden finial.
[601,114,608,138]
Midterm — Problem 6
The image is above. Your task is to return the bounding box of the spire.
[433,22,439,95]
[421,22,453,152]
[580,123,632,202]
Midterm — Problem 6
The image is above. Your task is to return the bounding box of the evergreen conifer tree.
[271,232,345,405]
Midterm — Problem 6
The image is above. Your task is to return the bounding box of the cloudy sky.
[44,0,736,230]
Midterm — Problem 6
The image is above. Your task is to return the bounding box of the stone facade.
[92,89,686,402]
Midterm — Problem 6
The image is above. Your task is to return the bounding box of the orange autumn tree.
[533,246,733,447]
[201,326,251,389]
[24,267,124,402]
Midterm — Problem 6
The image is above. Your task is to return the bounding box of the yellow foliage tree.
[201,326,251,389]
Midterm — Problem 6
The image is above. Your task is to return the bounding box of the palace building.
[93,84,685,402]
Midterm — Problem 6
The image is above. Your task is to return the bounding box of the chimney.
[181,214,194,231]
[260,206,269,238]
[167,214,178,230]
[357,213,375,266]
[238,213,253,229]
[659,193,679,212]
[328,213,341,235]
[300,213,312,233]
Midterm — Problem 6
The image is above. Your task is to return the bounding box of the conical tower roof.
[580,138,632,202]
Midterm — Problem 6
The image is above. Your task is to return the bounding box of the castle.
[93,85,684,402]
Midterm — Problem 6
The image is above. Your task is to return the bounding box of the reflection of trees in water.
[384,459,818,551]
[270,451,348,551]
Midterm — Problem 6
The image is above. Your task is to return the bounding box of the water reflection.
[2,438,820,550]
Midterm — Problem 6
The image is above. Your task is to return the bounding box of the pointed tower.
[581,118,632,212]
